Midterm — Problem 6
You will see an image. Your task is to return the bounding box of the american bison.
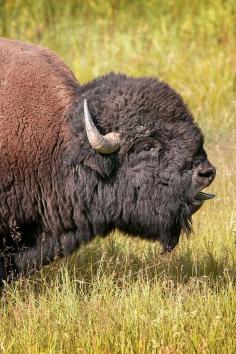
[0,38,215,282]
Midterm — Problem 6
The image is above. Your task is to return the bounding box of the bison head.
[71,73,215,252]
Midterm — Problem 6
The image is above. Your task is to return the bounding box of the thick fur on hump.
[0,39,213,282]
[0,38,78,231]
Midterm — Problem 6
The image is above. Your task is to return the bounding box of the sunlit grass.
[0,1,236,353]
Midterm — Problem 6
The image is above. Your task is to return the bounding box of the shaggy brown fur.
[0,38,78,232]
[0,39,82,278]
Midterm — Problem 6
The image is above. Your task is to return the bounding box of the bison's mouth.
[195,191,215,201]
[189,190,215,214]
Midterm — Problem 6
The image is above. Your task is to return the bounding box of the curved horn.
[84,99,120,154]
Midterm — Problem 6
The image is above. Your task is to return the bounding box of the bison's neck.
[65,167,120,240]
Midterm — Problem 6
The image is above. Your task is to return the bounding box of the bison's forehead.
[81,73,204,154]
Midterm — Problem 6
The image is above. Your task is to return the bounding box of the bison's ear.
[83,151,119,180]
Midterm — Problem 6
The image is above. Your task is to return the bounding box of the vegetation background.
[0,0,235,353]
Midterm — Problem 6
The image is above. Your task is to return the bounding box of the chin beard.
[162,190,215,254]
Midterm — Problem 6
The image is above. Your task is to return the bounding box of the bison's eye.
[142,144,151,151]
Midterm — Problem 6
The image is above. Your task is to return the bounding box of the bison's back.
[0,38,79,232]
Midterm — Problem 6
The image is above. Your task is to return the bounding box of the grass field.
[0,1,236,353]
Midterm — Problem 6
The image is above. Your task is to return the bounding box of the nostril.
[198,167,215,179]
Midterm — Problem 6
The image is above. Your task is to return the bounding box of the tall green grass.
[0,1,236,353]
